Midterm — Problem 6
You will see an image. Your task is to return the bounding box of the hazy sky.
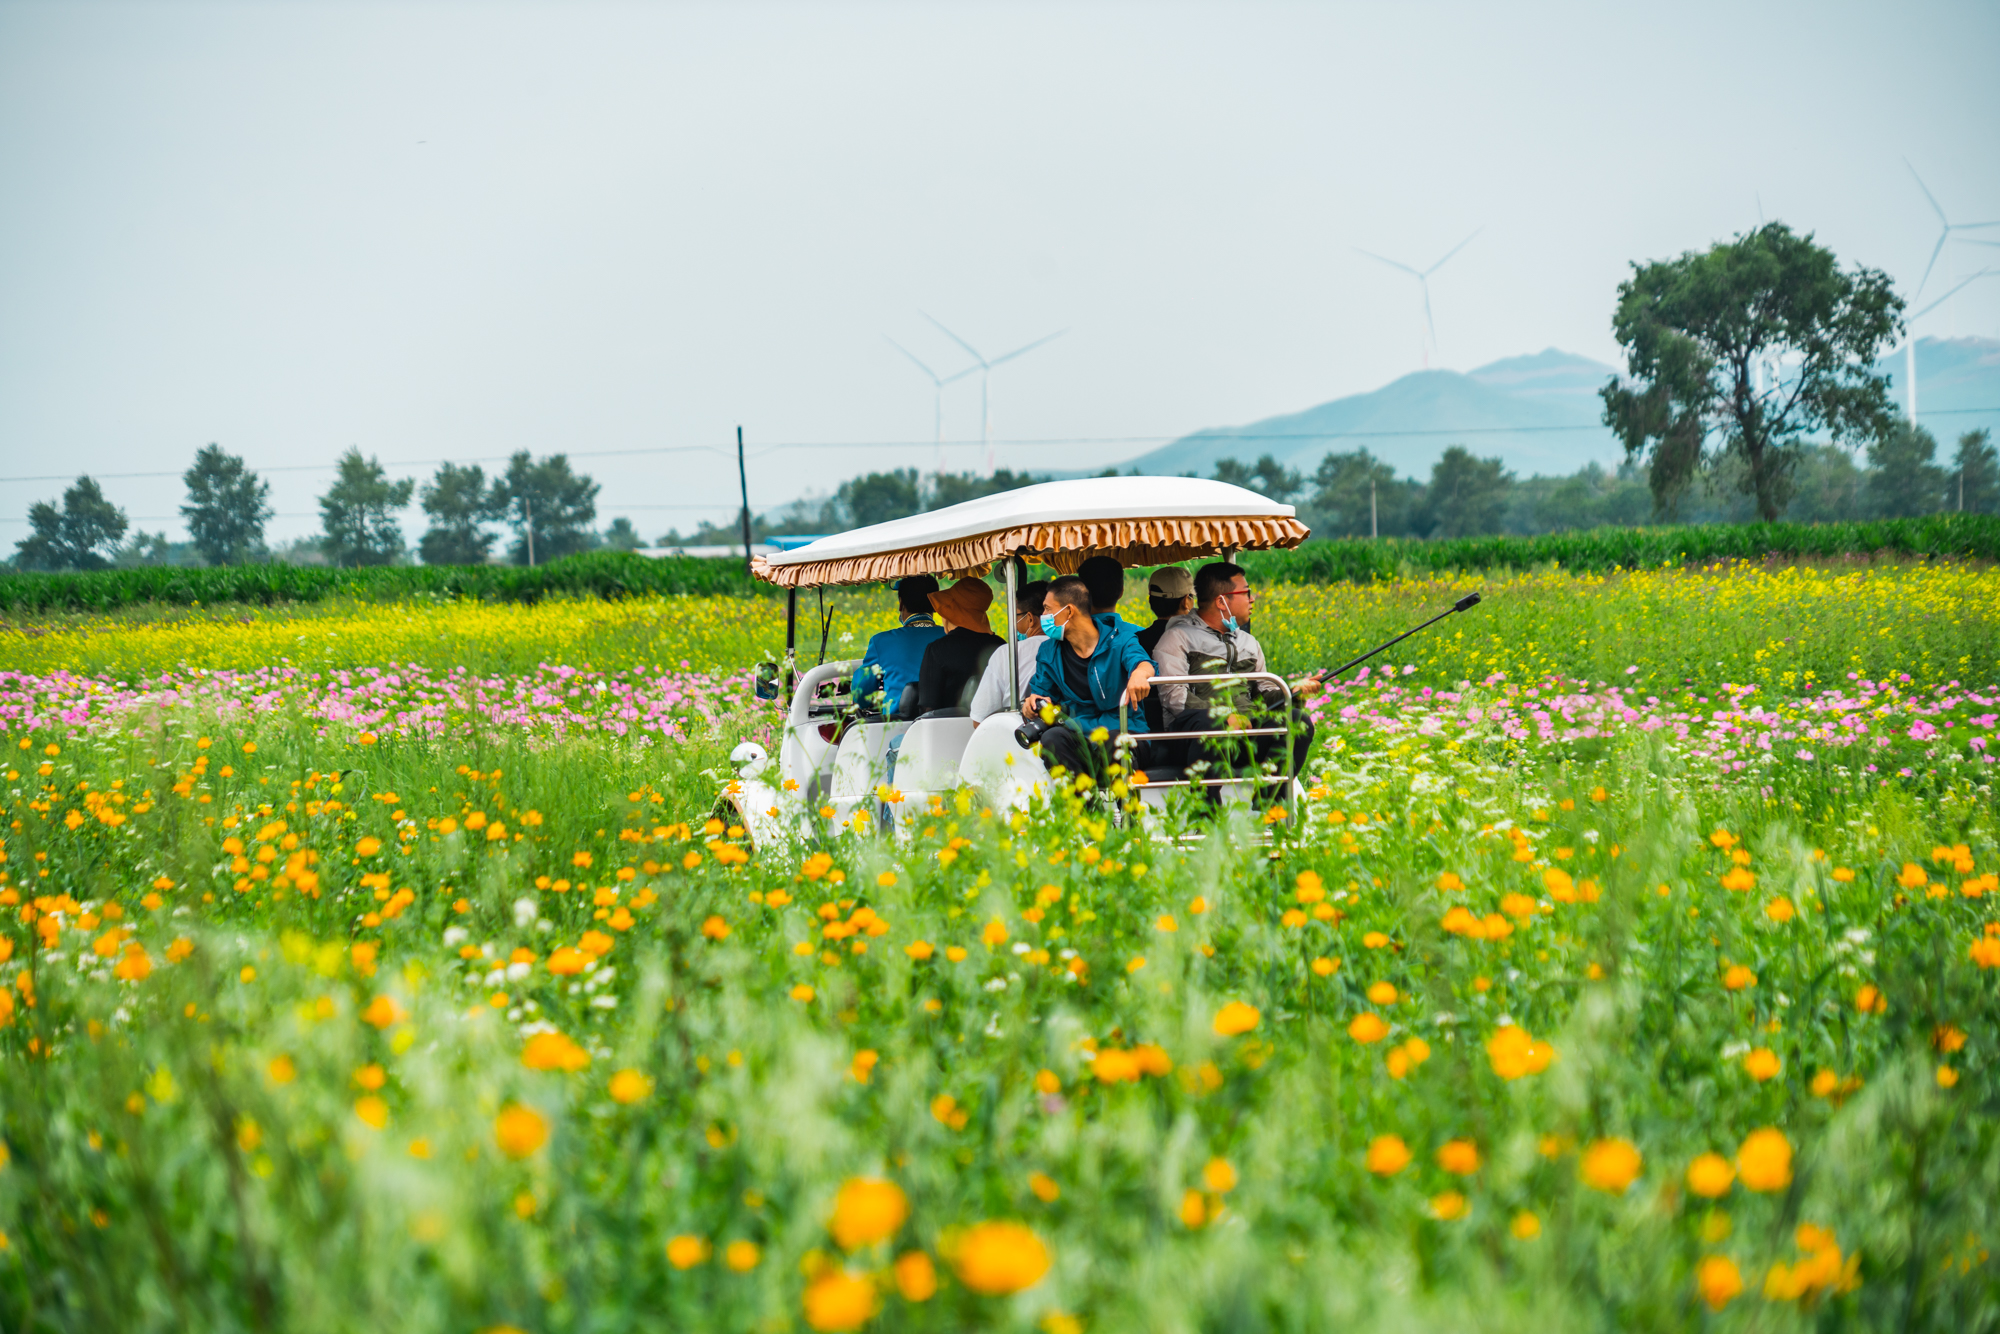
[3,0,1998,546]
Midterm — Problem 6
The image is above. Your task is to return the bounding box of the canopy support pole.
[784,587,798,696]
[1004,554,1021,713]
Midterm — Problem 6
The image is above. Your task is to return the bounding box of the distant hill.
[1121,337,2000,483]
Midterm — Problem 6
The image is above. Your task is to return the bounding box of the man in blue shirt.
[852,574,945,716]
[1022,574,1156,779]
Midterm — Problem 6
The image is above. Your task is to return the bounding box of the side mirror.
[752,660,780,701]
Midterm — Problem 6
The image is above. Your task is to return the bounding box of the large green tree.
[1213,454,1304,505]
[12,476,129,570]
[181,443,272,565]
[497,452,600,565]
[1419,447,1512,538]
[1950,429,1998,514]
[1306,449,1416,538]
[318,450,414,567]
[1601,224,1903,521]
[1865,420,1946,519]
[834,469,922,530]
[418,462,504,566]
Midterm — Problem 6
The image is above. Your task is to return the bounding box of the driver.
[1020,574,1156,779]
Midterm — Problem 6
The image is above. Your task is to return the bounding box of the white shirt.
[969,635,1046,718]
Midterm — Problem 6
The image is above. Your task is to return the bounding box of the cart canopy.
[750,476,1309,588]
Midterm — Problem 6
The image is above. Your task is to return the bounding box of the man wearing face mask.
[968,578,1050,719]
[1152,561,1321,784]
[1020,574,1156,778]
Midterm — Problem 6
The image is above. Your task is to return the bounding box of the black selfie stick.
[1314,593,1482,682]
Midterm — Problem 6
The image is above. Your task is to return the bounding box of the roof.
[750,475,1309,588]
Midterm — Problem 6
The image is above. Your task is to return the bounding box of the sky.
[2,0,1998,547]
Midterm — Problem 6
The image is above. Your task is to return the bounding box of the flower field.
[3,561,1999,1331]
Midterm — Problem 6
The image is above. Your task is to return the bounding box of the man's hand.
[1291,675,1324,700]
[1023,693,1052,718]
[1125,663,1154,701]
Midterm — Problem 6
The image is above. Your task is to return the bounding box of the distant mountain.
[1123,349,1626,481]
[1121,337,2000,483]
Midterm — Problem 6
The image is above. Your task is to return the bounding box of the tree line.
[9,447,637,571]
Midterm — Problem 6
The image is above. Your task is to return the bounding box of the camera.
[1016,708,1063,749]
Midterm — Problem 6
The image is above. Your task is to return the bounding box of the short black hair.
[1048,575,1092,613]
[1149,593,1189,621]
[896,573,941,615]
[1077,555,1124,611]
[1194,562,1246,608]
[1016,580,1051,618]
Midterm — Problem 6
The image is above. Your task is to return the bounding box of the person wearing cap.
[1136,566,1194,656]
[851,575,945,716]
[967,578,1050,719]
[915,577,1006,715]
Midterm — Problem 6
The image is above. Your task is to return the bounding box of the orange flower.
[1486,1024,1553,1079]
[608,1069,653,1104]
[829,1177,908,1250]
[1366,1134,1411,1175]
[724,1240,761,1272]
[949,1221,1050,1295]
[1212,1001,1261,1036]
[1366,981,1398,1005]
[1579,1138,1642,1194]
[1722,965,1756,991]
[353,1095,389,1129]
[666,1235,709,1269]
[522,1031,590,1073]
[360,994,406,1029]
[1429,1190,1467,1220]
[1348,1012,1389,1044]
[494,1103,549,1159]
[546,947,587,976]
[1735,1127,1791,1192]
[1202,1157,1238,1193]
[1743,1048,1780,1082]
[893,1250,937,1301]
[1436,1139,1481,1175]
[1970,937,2000,969]
[1697,1255,1743,1310]
[1686,1152,1735,1198]
[802,1268,877,1331]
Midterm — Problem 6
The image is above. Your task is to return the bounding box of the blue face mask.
[1040,612,1064,640]
[1223,614,1239,634]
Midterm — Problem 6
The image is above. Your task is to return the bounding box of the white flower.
[511,897,537,928]
[505,961,531,982]
[442,926,468,947]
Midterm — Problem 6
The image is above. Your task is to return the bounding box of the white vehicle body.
[717,475,1312,846]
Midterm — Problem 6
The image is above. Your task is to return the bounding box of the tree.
[1602,223,1903,521]
[418,463,504,565]
[927,469,1040,510]
[116,531,175,567]
[601,517,643,552]
[1418,448,1512,538]
[12,476,128,570]
[1783,445,1866,524]
[1213,455,1304,504]
[318,449,414,567]
[835,469,922,529]
[1305,449,1415,537]
[180,444,272,565]
[496,452,600,565]
[1864,420,1946,519]
[1950,429,1999,515]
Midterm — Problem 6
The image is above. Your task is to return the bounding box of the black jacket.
[915,628,1005,715]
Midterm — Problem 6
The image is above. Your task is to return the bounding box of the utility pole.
[525,496,535,567]
[1370,477,1379,539]
[736,426,753,575]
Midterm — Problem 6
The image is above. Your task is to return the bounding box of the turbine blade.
[1905,157,1949,226]
[1423,228,1483,277]
[884,336,941,385]
[1956,220,2000,230]
[1355,247,1422,278]
[921,312,987,368]
[988,329,1068,368]
[1420,279,1437,354]
[1911,268,2000,322]
[1915,232,1948,300]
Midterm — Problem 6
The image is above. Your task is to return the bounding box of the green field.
[3,562,1999,1331]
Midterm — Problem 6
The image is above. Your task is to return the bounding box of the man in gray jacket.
[1152,561,1321,786]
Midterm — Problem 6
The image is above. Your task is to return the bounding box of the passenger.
[851,574,945,716]
[1077,554,1127,614]
[1021,575,1156,779]
[1135,566,1194,656]
[1152,561,1322,784]
[915,577,1005,715]
[968,579,1050,718]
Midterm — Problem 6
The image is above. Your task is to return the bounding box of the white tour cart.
[719,475,1311,848]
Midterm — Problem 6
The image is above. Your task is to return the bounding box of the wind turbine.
[884,336,976,472]
[1906,158,2000,302]
[921,315,1066,474]
[1356,229,1481,369]
[1897,268,2000,423]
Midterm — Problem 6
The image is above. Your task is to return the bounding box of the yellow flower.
[353,1095,389,1129]
[1348,1012,1389,1044]
[829,1177,908,1250]
[522,1031,590,1073]
[893,1250,938,1301]
[1202,1157,1238,1193]
[1179,1188,1207,1228]
[1029,1171,1061,1202]
[1735,1127,1791,1193]
[267,1054,296,1085]
[1742,1048,1780,1081]
[802,1268,878,1331]
[1937,1064,1961,1088]
[1366,981,1398,1005]
[1697,1255,1743,1310]
[949,1221,1051,1295]
[1436,871,1464,892]
[666,1235,709,1268]
[494,1103,549,1159]
[1686,1152,1735,1198]
[1366,1134,1411,1175]
[791,985,816,1003]
[1509,1211,1541,1240]
[1429,1190,1467,1220]
[1311,956,1338,977]
[724,1240,761,1272]
[1579,1138,1642,1194]
[608,1069,653,1104]
[1212,1001,1261,1036]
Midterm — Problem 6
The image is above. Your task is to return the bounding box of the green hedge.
[0,551,763,614]
[1238,513,2000,584]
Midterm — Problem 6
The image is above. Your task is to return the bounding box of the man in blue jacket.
[1021,574,1156,778]
[852,575,944,716]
